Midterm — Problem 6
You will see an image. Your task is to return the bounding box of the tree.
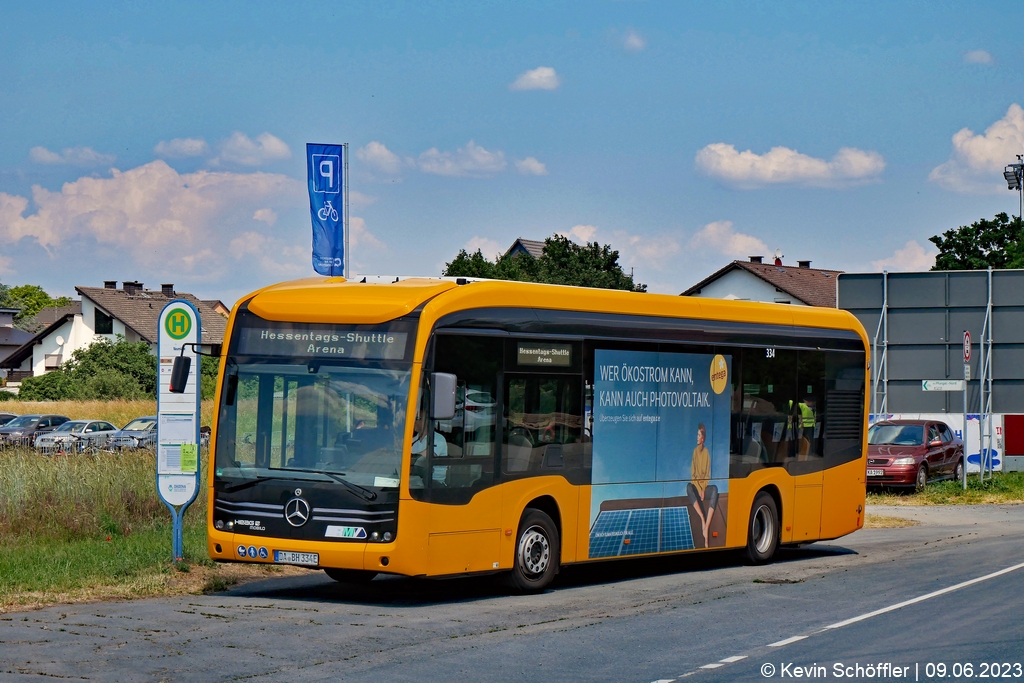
[442,234,645,291]
[929,213,1024,270]
[18,337,156,401]
[0,282,73,329]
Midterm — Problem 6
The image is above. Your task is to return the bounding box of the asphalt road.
[2,505,1023,683]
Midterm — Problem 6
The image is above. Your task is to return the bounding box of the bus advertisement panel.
[590,350,731,557]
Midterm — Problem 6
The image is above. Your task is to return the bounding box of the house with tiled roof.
[1,281,227,381]
[0,308,34,379]
[505,238,545,260]
[682,257,843,307]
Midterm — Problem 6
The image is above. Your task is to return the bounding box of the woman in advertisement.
[687,423,719,548]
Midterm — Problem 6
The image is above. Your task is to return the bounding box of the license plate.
[867,468,884,477]
[273,550,319,566]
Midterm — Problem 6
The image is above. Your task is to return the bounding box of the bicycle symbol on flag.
[317,201,339,221]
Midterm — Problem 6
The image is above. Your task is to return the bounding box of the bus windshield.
[216,362,411,487]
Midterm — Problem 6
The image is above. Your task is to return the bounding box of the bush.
[16,337,156,401]
[18,370,74,401]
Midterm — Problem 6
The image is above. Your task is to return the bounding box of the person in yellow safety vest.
[797,397,816,455]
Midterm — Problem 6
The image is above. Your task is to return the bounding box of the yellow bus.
[207,277,868,591]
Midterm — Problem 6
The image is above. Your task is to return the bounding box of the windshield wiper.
[278,471,378,501]
[315,471,378,501]
[219,474,280,493]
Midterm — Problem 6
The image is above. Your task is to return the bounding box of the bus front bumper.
[208,528,402,574]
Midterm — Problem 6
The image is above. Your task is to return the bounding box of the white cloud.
[872,240,937,272]
[614,231,682,272]
[695,143,885,188]
[929,104,1024,194]
[154,137,210,158]
[349,216,386,250]
[964,50,993,65]
[689,220,769,258]
[349,191,377,208]
[417,141,507,177]
[515,157,549,176]
[623,30,646,52]
[253,208,277,226]
[509,66,560,91]
[0,253,12,275]
[29,146,115,167]
[227,232,307,277]
[356,141,403,175]
[560,224,598,242]
[213,132,291,166]
[463,236,505,261]
[0,160,301,273]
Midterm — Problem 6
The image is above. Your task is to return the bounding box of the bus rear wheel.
[744,491,779,565]
[324,568,377,584]
[504,508,559,593]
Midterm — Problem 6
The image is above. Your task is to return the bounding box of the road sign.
[157,300,202,561]
[922,379,965,391]
[964,363,971,381]
[963,330,971,363]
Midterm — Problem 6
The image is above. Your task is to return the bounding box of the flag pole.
[343,143,350,279]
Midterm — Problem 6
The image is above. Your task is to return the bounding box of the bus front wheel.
[744,491,779,565]
[324,568,377,584]
[504,508,559,593]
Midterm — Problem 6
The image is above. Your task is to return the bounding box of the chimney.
[104,280,117,289]
[749,256,763,264]
[123,281,143,295]
[798,260,812,269]
[161,284,175,297]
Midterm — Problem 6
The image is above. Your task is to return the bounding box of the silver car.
[107,416,158,450]
[35,420,119,453]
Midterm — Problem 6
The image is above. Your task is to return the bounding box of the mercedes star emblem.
[284,497,310,527]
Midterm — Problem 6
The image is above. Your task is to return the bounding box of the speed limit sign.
[963,330,971,363]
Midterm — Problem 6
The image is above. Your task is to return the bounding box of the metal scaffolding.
[978,267,995,480]
[870,270,889,423]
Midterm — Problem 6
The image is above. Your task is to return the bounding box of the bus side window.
[502,374,582,475]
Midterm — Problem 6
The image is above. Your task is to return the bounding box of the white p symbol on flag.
[320,160,334,190]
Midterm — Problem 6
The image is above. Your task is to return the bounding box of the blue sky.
[1,1,1022,303]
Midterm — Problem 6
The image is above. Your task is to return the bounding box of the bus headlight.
[215,520,224,530]
[383,532,392,542]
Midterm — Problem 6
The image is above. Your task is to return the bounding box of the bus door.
[420,335,503,574]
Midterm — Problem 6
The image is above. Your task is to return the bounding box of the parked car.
[107,416,157,450]
[34,420,119,452]
[0,412,17,427]
[866,419,965,491]
[0,414,70,447]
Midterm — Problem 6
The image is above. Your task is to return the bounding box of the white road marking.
[652,679,676,682]
[768,635,807,647]
[824,560,1024,630]
[660,559,1024,681]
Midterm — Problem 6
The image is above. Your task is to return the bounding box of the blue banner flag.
[307,143,346,276]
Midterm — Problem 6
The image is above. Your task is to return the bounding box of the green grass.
[0,522,208,595]
[867,471,1024,505]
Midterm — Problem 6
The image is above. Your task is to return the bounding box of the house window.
[95,308,113,334]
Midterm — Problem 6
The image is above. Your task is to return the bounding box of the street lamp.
[1005,155,1024,220]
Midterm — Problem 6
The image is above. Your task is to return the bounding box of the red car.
[866,420,965,491]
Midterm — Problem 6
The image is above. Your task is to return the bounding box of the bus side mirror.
[169,356,191,393]
[431,372,457,420]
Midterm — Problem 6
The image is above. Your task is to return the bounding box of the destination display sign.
[921,379,965,392]
[237,327,409,360]
[518,342,572,367]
